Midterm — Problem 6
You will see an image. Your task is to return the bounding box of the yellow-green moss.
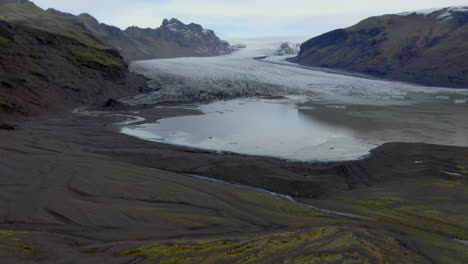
[232,190,325,217]
[337,198,468,239]
[120,226,426,264]
[354,200,389,209]
[16,244,38,253]
[69,49,124,67]
[0,35,11,45]
[0,230,38,257]
[455,165,468,174]
[0,230,28,237]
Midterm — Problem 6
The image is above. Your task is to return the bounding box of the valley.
[1,1,468,263]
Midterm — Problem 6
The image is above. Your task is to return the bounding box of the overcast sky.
[33,0,468,40]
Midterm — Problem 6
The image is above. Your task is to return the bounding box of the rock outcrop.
[275,42,300,55]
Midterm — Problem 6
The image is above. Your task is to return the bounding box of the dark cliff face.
[119,18,233,61]
[0,1,148,118]
[157,18,232,55]
[276,42,300,55]
[292,8,468,88]
[47,10,234,61]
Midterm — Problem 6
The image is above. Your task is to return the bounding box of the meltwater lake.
[122,41,468,161]
[121,94,468,161]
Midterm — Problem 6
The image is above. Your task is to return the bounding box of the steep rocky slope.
[47,10,235,61]
[0,0,148,118]
[291,7,468,88]
[275,42,300,55]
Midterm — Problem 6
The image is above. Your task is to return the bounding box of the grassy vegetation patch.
[121,226,427,263]
[0,230,38,257]
[338,197,468,239]
[69,48,124,67]
[0,35,12,45]
[0,230,29,238]
[232,189,325,217]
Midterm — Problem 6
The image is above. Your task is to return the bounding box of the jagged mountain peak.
[162,18,183,27]
[77,13,99,25]
[168,18,183,24]
[46,8,75,18]
[162,18,205,33]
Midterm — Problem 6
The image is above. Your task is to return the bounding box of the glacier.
[127,40,468,106]
[121,41,468,161]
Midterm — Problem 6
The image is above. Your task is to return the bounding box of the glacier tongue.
[127,40,468,105]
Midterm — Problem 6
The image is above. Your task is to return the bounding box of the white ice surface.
[128,40,468,106]
[121,40,468,162]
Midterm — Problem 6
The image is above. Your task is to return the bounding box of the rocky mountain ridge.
[47,10,235,61]
[291,6,468,88]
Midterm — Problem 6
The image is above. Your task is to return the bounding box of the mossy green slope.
[0,0,106,49]
[0,230,39,260]
[301,143,468,264]
[121,226,429,264]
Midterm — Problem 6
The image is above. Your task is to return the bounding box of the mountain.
[275,42,300,55]
[291,7,468,88]
[47,10,235,61]
[0,0,148,118]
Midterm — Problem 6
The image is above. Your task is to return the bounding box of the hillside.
[47,9,235,61]
[291,7,468,88]
[0,0,148,118]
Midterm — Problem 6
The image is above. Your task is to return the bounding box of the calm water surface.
[121,95,468,161]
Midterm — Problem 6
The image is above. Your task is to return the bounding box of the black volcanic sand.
[1,106,467,263]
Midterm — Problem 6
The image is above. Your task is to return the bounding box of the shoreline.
[115,94,468,165]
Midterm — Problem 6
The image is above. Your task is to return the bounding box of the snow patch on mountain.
[397,6,468,22]
[437,7,468,21]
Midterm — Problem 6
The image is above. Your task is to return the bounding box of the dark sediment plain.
[1,106,468,263]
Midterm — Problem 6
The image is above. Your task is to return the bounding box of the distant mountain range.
[291,7,468,88]
[46,10,236,61]
[0,1,235,63]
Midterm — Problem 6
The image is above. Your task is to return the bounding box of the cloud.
[32,0,468,38]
